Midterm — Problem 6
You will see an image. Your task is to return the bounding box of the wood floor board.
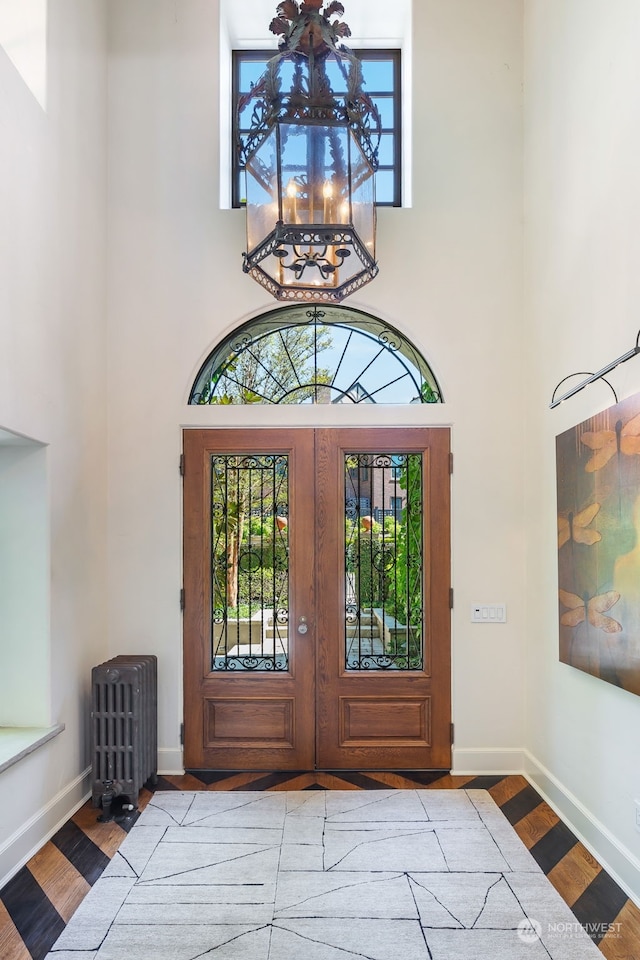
[513,801,560,849]
[160,772,210,790]
[1,772,637,960]
[547,842,603,906]
[571,869,631,933]
[320,770,403,790]
[205,771,274,790]
[70,805,128,858]
[599,899,640,960]
[487,773,529,805]
[360,770,450,789]
[49,821,110,886]
[315,771,362,789]
[228,770,317,791]
[0,866,65,960]
[500,783,546,825]
[463,774,509,790]
[529,818,580,873]
[0,901,33,960]
[268,772,324,790]
[135,787,155,812]
[26,844,90,924]
[153,775,181,791]
[424,773,475,789]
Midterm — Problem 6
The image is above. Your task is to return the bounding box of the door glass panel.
[211,454,289,671]
[344,453,423,670]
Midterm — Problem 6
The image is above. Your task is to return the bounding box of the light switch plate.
[471,604,507,623]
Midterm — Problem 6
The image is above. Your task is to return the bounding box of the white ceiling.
[220,0,410,48]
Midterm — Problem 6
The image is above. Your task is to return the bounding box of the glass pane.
[238,100,256,128]
[351,135,375,253]
[239,59,269,90]
[246,128,278,252]
[240,58,296,94]
[370,94,395,129]
[374,169,395,205]
[376,133,395,168]
[362,59,395,92]
[236,169,246,206]
[240,55,393,95]
[278,60,296,90]
[211,454,289,671]
[324,58,348,94]
[344,453,423,670]
[279,123,351,224]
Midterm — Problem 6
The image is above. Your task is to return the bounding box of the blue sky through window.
[234,50,401,207]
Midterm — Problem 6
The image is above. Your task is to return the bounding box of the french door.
[182,427,451,770]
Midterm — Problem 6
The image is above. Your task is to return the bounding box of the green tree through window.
[190,306,442,406]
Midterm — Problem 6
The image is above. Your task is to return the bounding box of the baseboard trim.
[451,746,526,774]
[524,750,640,909]
[0,766,92,890]
[158,747,184,776]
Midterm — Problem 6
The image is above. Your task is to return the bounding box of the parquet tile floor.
[1,771,638,960]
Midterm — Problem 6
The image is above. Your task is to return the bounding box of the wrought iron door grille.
[344,453,424,670]
[211,453,289,671]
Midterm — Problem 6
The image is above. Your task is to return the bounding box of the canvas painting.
[556,392,640,696]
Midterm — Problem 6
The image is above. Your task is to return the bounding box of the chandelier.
[239,0,380,303]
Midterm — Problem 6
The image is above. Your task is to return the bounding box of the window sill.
[0,724,65,775]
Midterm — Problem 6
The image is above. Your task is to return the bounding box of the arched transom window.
[190,306,442,405]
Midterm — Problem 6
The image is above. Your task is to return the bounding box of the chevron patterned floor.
[1,772,639,960]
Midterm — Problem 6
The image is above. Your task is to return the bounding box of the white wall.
[524,0,640,901]
[107,0,525,774]
[0,0,108,885]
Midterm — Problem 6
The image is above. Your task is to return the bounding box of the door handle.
[297,616,308,635]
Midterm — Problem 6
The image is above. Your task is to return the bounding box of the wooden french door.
[183,427,451,770]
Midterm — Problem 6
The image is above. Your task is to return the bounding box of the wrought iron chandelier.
[239,0,380,303]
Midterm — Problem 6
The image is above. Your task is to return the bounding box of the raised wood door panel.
[182,429,316,770]
[315,428,451,769]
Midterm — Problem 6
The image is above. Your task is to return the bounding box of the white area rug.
[45,790,603,960]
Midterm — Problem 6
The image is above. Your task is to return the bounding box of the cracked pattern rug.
[45,790,603,960]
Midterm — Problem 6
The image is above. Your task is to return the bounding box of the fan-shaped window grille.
[190,306,442,405]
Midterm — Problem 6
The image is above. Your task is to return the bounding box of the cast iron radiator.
[90,654,158,819]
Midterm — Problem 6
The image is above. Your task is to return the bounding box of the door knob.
[297,616,308,635]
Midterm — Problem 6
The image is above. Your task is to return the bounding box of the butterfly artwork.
[556,393,640,696]
[580,412,640,473]
[558,589,622,634]
[557,503,601,549]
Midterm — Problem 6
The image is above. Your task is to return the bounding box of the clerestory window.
[232,48,401,208]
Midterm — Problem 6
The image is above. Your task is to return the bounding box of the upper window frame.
[232,47,402,209]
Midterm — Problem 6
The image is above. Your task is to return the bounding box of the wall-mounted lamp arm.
[549,331,640,409]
